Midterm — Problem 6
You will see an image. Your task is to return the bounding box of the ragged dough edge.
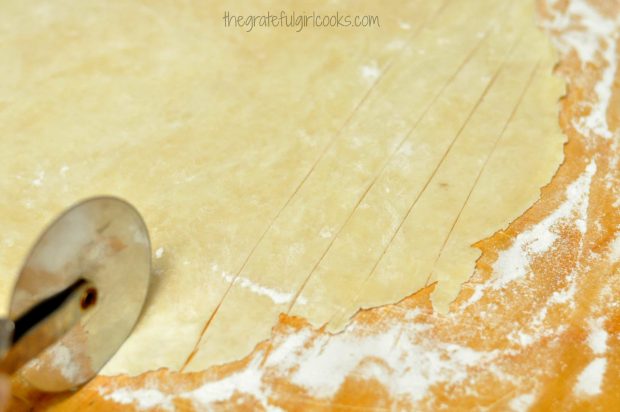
[428,46,568,314]
[304,3,570,328]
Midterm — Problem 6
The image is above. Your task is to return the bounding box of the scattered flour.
[609,231,620,262]
[283,323,504,402]
[573,357,607,397]
[220,271,294,305]
[319,227,333,239]
[154,247,165,259]
[265,328,314,368]
[101,320,510,409]
[508,330,534,347]
[180,357,283,411]
[509,391,537,412]
[31,170,45,187]
[464,160,596,308]
[361,62,381,81]
[586,317,608,355]
[101,358,279,411]
[47,343,84,382]
[543,0,619,139]
[215,264,307,305]
[102,388,174,411]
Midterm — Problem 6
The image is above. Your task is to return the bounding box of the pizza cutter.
[0,197,151,392]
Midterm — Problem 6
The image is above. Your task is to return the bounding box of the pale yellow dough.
[0,0,565,375]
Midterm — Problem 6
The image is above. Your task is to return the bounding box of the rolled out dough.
[0,0,565,375]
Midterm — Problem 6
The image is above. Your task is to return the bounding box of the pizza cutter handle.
[0,280,97,375]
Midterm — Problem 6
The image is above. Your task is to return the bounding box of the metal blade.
[7,197,151,391]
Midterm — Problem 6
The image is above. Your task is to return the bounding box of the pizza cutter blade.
[0,197,151,392]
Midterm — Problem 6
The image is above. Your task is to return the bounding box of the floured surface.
[0,0,566,381]
[0,0,564,374]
